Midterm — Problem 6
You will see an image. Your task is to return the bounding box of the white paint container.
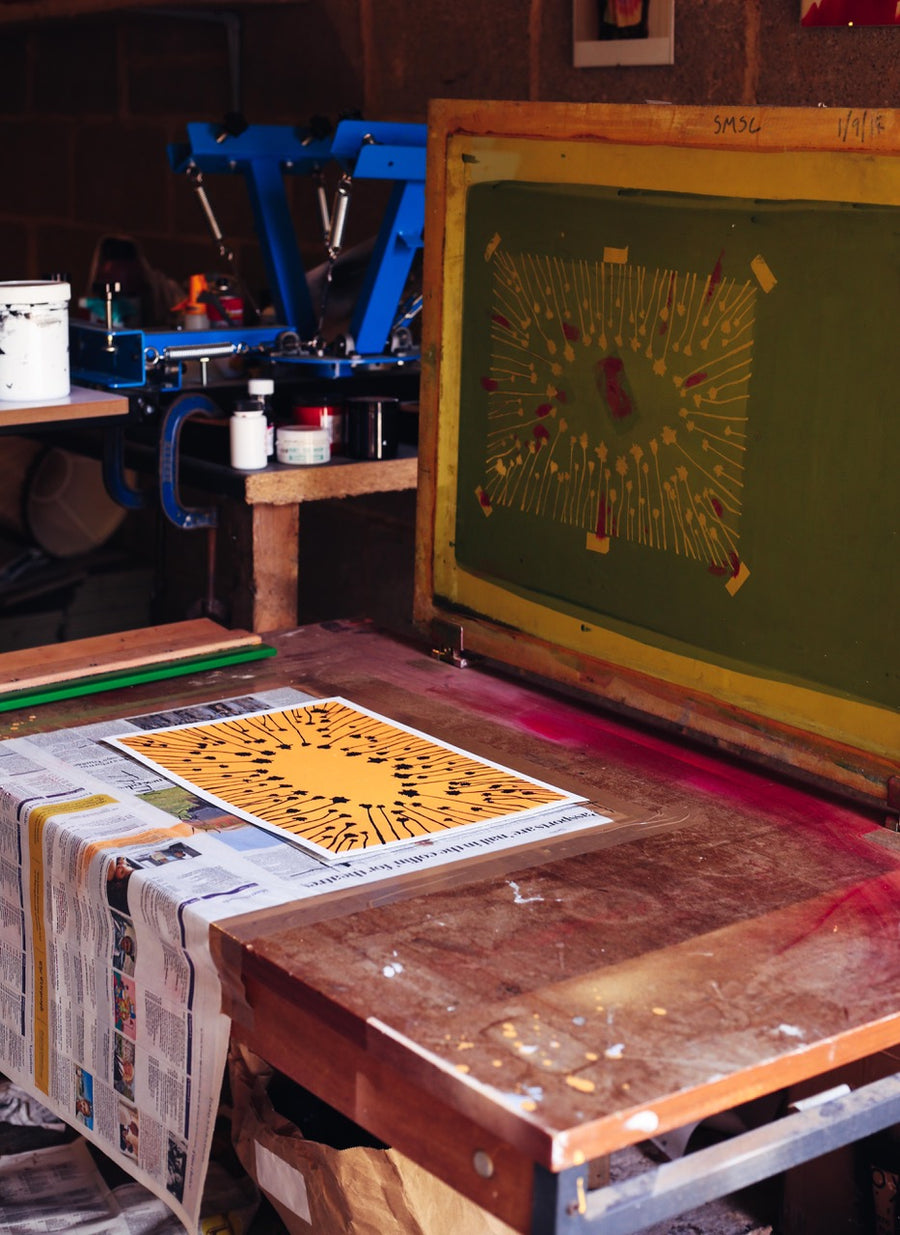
[276,424,330,466]
[230,409,268,470]
[0,281,71,402]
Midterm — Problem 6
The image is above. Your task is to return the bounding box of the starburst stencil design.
[474,244,764,596]
[109,699,583,861]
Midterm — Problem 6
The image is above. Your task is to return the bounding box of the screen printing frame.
[415,101,899,807]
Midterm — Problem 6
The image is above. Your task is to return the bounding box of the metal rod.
[327,173,352,260]
[186,164,260,320]
[314,171,331,246]
[186,167,233,263]
[535,1070,900,1235]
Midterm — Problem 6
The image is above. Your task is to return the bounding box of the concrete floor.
[607,1142,776,1235]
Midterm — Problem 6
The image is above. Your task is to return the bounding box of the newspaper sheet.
[0,687,611,1230]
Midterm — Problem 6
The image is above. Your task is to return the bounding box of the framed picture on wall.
[801,0,900,25]
[573,0,675,64]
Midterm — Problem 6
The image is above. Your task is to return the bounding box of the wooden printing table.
[3,622,900,1233]
[203,624,898,1234]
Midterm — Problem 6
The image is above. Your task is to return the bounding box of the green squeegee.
[0,643,277,714]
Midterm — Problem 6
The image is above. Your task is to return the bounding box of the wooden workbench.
[21,420,419,634]
[2,621,898,1233]
[218,447,418,632]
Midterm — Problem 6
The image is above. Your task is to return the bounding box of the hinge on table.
[431,621,468,669]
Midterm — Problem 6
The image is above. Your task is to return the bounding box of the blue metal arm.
[351,178,424,355]
[243,156,316,335]
[167,120,427,352]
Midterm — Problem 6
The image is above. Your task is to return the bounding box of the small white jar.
[276,424,330,466]
[230,409,268,470]
[0,281,71,402]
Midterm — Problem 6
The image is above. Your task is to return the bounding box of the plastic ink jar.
[276,424,330,466]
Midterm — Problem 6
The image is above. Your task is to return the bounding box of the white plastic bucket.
[0,281,71,402]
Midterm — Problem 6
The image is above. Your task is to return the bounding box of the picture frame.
[573,0,675,65]
[801,0,900,25]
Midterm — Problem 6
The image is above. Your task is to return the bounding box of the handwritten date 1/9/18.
[837,110,886,143]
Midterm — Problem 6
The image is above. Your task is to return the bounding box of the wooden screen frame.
[415,101,900,807]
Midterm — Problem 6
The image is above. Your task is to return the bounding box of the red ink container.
[292,404,344,455]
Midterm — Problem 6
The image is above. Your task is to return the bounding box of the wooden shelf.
[0,0,289,24]
[242,447,418,506]
[0,385,128,428]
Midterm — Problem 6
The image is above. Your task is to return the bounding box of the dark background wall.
[0,0,897,311]
[0,0,895,644]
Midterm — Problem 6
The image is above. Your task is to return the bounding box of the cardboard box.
[228,1045,516,1235]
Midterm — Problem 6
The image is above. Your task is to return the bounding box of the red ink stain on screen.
[492,313,512,331]
[481,376,498,392]
[596,503,616,538]
[705,251,724,303]
[596,357,635,425]
[535,403,553,418]
[683,371,707,390]
[533,424,550,446]
[708,551,741,577]
[563,322,580,342]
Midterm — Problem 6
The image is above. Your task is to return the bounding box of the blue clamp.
[159,393,221,529]
[102,424,146,511]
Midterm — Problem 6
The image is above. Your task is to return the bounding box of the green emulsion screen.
[455,182,898,709]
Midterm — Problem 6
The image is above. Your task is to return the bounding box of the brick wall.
[0,0,897,312]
